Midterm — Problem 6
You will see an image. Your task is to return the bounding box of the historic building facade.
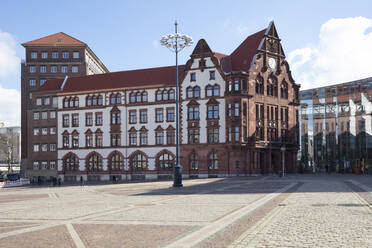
[21,32,108,179]
[300,78,372,172]
[38,22,300,182]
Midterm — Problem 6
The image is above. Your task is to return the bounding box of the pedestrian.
[58,177,61,186]
[80,176,83,186]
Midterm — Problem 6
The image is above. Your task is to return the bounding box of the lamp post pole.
[161,21,193,187]
[281,146,286,177]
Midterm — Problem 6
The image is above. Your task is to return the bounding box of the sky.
[0,0,372,126]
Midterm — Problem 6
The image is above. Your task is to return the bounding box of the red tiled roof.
[22,32,86,46]
[221,29,266,73]
[38,65,185,94]
[213,52,228,60]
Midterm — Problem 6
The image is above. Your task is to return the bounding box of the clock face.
[268,58,276,70]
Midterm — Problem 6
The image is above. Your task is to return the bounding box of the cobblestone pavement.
[231,175,372,248]
[1,175,371,248]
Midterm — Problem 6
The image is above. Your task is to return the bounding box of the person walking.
[80,176,84,186]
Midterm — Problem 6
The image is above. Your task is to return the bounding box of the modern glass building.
[299,77,372,172]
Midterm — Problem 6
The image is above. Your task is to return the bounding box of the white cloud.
[0,85,20,126]
[288,17,372,90]
[0,30,20,78]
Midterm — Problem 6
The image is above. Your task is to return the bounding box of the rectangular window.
[140,132,148,145]
[228,104,232,117]
[166,130,175,145]
[96,133,103,147]
[111,112,121,124]
[41,127,48,135]
[63,136,69,148]
[72,66,78,73]
[63,115,69,127]
[73,51,79,59]
[61,65,68,73]
[234,79,240,91]
[41,111,48,120]
[95,112,103,126]
[31,52,37,59]
[33,128,39,136]
[52,51,58,59]
[234,127,240,142]
[41,52,48,59]
[86,134,93,147]
[140,109,147,123]
[33,161,39,170]
[129,110,137,124]
[156,109,163,122]
[234,103,240,117]
[167,108,175,122]
[188,129,200,144]
[36,97,42,106]
[44,97,50,105]
[33,112,39,120]
[111,134,121,147]
[52,97,58,107]
[40,79,46,86]
[29,79,36,86]
[29,92,32,100]
[41,161,47,170]
[50,111,56,119]
[155,131,164,145]
[50,161,56,169]
[190,73,196,81]
[50,143,56,152]
[207,105,219,119]
[188,107,199,120]
[40,65,46,73]
[50,127,56,135]
[33,144,39,152]
[207,128,219,143]
[62,51,69,58]
[71,135,78,148]
[210,71,215,80]
[86,113,93,126]
[51,66,57,73]
[41,144,48,152]
[29,66,36,73]
[72,114,79,127]
[129,133,137,146]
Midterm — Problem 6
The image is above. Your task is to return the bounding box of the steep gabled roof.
[22,32,86,46]
[221,28,266,73]
[38,65,185,94]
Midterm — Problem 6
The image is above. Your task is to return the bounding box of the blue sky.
[0,0,372,125]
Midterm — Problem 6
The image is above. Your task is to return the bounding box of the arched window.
[86,153,103,171]
[129,92,135,103]
[156,90,162,101]
[63,153,79,171]
[74,97,79,107]
[109,151,124,171]
[190,153,198,170]
[131,152,147,171]
[206,85,213,97]
[69,97,74,108]
[63,97,69,108]
[267,76,278,97]
[110,94,116,104]
[97,95,103,105]
[194,86,200,98]
[208,152,219,170]
[169,89,175,100]
[281,81,288,99]
[256,76,264,95]
[136,92,141,103]
[116,93,121,104]
[92,95,97,106]
[213,85,220,96]
[158,152,174,170]
[86,96,92,106]
[187,87,193,98]
[142,91,148,102]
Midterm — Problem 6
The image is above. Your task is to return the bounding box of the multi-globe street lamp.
[160,21,193,187]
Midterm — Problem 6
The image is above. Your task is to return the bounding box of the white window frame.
[41,52,48,59]
[33,161,39,170]
[33,128,39,136]
[61,66,68,73]
[72,66,78,73]
[33,112,39,120]
[41,144,48,152]
[44,97,50,105]
[50,143,56,152]
[50,111,56,119]
[41,128,48,135]
[30,66,36,73]
[52,51,58,59]
[40,65,46,73]
[41,111,48,120]
[62,52,69,59]
[31,52,37,59]
[33,144,39,152]
[36,98,42,106]
[51,66,57,73]
[50,127,56,135]
[73,51,79,59]
[29,79,36,86]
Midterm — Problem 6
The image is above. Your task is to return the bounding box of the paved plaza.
[0,175,371,247]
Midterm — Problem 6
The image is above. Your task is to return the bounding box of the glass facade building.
[299,77,372,172]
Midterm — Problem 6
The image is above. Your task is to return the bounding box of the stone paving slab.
[0,222,39,234]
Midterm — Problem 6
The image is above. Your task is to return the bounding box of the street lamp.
[160,21,193,187]
[7,141,12,173]
[281,145,286,177]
